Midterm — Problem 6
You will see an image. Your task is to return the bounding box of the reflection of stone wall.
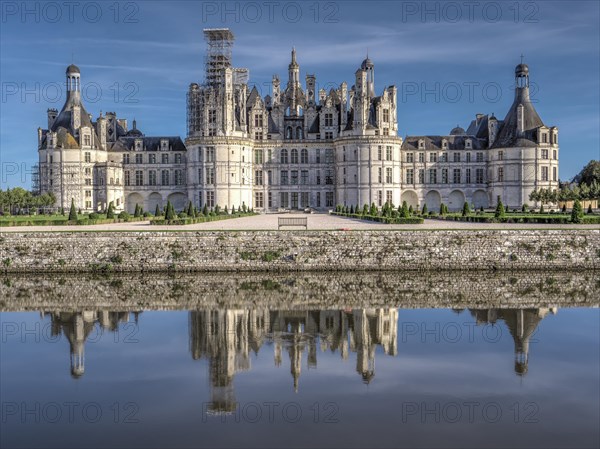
[1,271,598,312]
[0,230,598,273]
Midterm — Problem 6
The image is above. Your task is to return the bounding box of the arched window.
[286,127,292,139]
[280,149,288,164]
[301,149,308,164]
[296,127,303,139]
[291,149,299,164]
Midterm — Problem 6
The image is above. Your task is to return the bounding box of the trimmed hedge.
[151,212,257,226]
[331,212,424,224]
[0,216,146,227]
[429,214,600,224]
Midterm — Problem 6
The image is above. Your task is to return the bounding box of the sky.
[1,0,599,189]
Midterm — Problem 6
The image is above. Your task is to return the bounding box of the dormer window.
[442,139,448,149]
[541,133,548,143]
[135,139,142,151]
[418,140,425,149]
[465,139,472,149]
[83,134,91,146]
[161,140,169,151]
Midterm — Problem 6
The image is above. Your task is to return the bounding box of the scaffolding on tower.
[204,28,235,87]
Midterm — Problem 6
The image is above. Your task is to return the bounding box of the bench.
[278,217,308,230]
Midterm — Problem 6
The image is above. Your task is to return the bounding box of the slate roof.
[109,136,186,152]
[492,87,544,148]
[401,135,484,151]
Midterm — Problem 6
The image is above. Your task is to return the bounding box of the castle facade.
[37,28,559,213]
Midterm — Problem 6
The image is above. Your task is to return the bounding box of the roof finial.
[520,53,525,64]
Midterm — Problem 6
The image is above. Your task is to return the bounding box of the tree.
[422,204,428,215]
[561,204,567,213]
[362,204,369,216]
[155,204,161,217]
[242,202,247,213]
[574,160,600,186]
[495,196,505,218]
[134,204,141,218]
[224,205,229,215]
[408,205,414,215]
[587,204,593,214]
[370,203,378,216]
[187,201,194,217]
[571,199,584,223]
[107,201,115,219]
[202,204,208,216]
[400,201,409,218]
[68,198,77,221]
[439,203,447,216]
[165,200,175,220]
[539,204,544,214]
[349,205,354,214]
[462,201,470,217]
[231,205,236,214]
[522,204,528,213]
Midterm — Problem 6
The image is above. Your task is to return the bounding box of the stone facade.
[1,230,597,273]
[37,29,559,214]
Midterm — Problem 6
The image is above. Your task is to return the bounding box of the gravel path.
[1,213,599,232]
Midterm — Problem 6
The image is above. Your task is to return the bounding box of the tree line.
[0,188,56,215]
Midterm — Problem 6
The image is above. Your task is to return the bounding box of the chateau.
[37,28,559,213]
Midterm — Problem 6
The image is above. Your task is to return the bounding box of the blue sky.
[1,0,598,189]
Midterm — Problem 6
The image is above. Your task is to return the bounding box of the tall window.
[149,153,156,164]
[149,170,157,186]
[291,170,298,185]
[301,149,308,164]
[442,168,448,184]
[161,170,169,186]
[498,151,504,161]
[406,153,414,163]
[301,192,309,208]
[386,146,392,161]
[124,171,130,186]
[162,153,169,164]
[325,169,334,185]
[255,192,264,208]
[254,150,263,164]
[135,154,143,164]
[541,166,548,181]
[280,170,288,185]
[377,146,382,161]
[123,154,130,164]
[325,192,334,207]
[453,153,461,162]
[316,192,321,208]
[378,190,383,207]
[553,166,557,181]
[418,169,424,184]
[418,152,425,163]
[382,109,389,123]
[498,167,504,182]
[325,149,334,164]
[280,192,289,208]
[466,152,471,163]
[291,192,299,209]
[453,169,461,184]
[386,190,392,205]
[553,150,557,160]
[406,168,414,184]
[316,170,321,185]
[255,170,263,185]
[428,169,437,184]
[198,168,202,184]
[429,152,438,163]
[324,113,333,126]
[135,170,143,186]
[206,191,215,207]
[315,149,321,164]
[254,114,263,127]
[206,148,215,162]
[84,152,91,163]
[301,170,309,185]
[476,152,483,163]
[209,110,216,124]
[175,154,182,164]
[206,168,214,185]
[541,149,549,159]
[291,149,299,164]
[386,167,393,183]
[466,168,471,183]
[476,168,484,184]
[280,149,288,164]
[378,167,382,183]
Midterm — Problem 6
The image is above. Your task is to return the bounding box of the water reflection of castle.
[43,307,554,395]
[43,310,140,378]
